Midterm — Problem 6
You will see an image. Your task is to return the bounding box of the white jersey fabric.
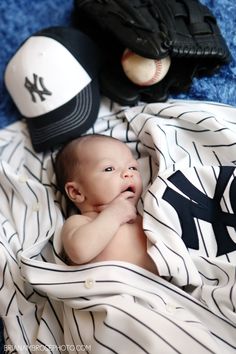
[0,98,236,353]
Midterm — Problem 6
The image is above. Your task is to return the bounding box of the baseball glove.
[73,0,231,105]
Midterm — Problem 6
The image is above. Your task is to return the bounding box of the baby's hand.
[101,191,137,225]
[111,191,137,224]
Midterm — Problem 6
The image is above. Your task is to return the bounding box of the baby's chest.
[114,219,146,249]
[91,218,147,264]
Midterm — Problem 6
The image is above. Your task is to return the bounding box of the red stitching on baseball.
[139,59,162,86]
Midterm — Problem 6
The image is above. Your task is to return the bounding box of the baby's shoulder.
[68,213,90,220]
[63,213,91,231]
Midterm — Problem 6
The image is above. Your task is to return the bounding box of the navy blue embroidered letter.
[163,168,236,256]
[25,73,52,103]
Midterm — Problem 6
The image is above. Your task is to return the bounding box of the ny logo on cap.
[24,73,52,103]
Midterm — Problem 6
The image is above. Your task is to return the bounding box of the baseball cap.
[4,26,101,152]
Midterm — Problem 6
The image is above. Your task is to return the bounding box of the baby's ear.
[65,181,85,204]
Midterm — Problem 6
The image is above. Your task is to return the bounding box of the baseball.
[121,48,171,86]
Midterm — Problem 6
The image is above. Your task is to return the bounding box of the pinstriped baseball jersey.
[0,98,236,353]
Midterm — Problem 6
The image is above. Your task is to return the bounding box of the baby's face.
[76,137,143,209]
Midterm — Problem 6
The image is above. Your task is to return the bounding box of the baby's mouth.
[123,185,136,194]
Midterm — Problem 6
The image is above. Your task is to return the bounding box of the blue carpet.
[0,0,235,349]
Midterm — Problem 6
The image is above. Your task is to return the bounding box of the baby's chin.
[127,194,139,206]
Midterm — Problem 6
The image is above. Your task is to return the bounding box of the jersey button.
[165,303,176,313]
[18,174,28,183]
[84,278,95,289]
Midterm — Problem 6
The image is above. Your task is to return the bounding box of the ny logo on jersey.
[24,73,52,103]
[163,167,236,256]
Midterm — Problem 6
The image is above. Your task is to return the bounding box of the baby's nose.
[122,169,133,178]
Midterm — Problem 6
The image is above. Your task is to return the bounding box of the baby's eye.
[104,166,114,172]
[129,166,138,171]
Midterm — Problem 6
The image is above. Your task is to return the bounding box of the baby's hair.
[54,134,120,195]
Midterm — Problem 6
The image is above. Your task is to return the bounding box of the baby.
[55,134,158,275]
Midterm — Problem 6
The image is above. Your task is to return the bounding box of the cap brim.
[26,80,100,152]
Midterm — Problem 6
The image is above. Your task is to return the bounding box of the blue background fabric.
[0,0,235,350]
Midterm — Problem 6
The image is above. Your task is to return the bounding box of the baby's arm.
[61,191,136,264]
